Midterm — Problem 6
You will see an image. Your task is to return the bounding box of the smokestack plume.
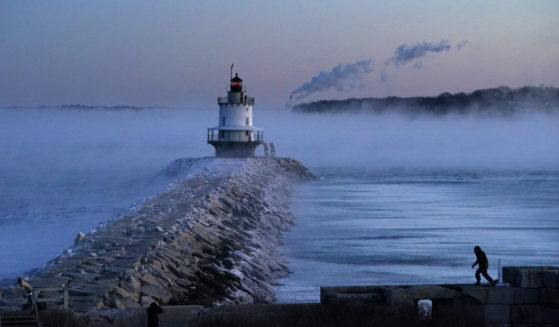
[290,59,373,100]
[380,70,388,82]
[456,40,469,51]
[385,40,451,67]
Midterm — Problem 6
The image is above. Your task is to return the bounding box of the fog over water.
[266,110,559,170]
[1,107,558,287]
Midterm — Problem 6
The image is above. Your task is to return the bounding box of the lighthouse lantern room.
[207,69,263,157]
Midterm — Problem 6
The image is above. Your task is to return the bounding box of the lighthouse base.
[209,141,261,158]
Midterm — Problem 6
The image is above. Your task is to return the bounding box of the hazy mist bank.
[0,107,557,278]
[2,106,558,171]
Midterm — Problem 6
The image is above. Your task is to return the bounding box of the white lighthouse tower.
[207,69,263,157]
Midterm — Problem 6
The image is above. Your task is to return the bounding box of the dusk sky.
[1,1,558,108]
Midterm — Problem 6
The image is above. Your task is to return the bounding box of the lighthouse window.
[245,131,249,136]
[221,117,226,125]
[245,117,249,125]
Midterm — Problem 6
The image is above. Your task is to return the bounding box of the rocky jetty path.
[0,157,314,312]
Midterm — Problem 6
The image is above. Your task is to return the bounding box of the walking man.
[147,302,164,327]
[472,246,498,286]
[17,277,34,310]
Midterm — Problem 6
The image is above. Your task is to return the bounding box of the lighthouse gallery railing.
[207,129,263,142]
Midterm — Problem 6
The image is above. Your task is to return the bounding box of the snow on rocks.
[0,157,314,312]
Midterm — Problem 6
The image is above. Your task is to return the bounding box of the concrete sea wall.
[322,266,559,326]
[0,157,314,313]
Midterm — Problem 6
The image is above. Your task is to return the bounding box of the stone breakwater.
[0,157,314,312]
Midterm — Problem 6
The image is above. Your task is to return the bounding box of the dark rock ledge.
[0,157,315,313]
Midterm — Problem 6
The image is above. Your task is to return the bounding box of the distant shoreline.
[1,104,165,111]
[292,85,559,115]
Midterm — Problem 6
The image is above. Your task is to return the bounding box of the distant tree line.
[292,86,559,115]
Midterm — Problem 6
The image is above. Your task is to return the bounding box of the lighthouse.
[207,70,263,157]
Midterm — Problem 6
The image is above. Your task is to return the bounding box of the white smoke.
[291,39,463,92]
[456,40,469,51]
[380,40,455,83]
[290,59,373,100]
[385,40,451,67]
[380,70,388,83]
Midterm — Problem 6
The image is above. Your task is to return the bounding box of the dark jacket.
[147,303,164,327]
[474,248,489,267]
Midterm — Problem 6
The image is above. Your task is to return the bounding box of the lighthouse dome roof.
[231,73,242,82]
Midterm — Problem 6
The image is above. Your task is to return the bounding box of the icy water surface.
[275,168,559,302]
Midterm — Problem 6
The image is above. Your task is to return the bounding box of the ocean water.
[1,107,558,295]
[274,168,559,302]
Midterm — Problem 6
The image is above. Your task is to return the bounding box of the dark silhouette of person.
[17,277,34,310]
[472,246,498,286]
[147,302,164,327]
